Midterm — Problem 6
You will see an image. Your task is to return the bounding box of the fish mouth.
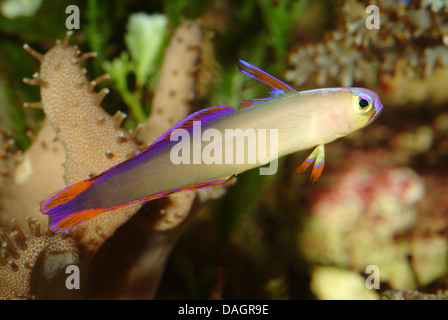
[369,103,383,121]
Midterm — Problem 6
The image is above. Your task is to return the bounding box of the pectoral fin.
[295,145,325,184]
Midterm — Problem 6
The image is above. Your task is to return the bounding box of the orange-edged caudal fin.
[50,207,108,233]
[41,179,94,212]
[41,178,99,232]
[295,145,325,184]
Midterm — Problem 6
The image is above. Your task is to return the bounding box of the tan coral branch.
[0,218,79,299]
[25,32,142,255]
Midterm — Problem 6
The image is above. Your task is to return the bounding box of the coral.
[299,147,448,290]
[23,32,142,254]
[0,20,228,299]
[0,220,79,299]
[285,0,448,106]
[0,120,76,300]
[0,120,65,231]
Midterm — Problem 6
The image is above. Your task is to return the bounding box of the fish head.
[323,88,383,136]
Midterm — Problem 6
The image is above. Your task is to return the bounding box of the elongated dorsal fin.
[237,60,297,96]
[236,60,298,109]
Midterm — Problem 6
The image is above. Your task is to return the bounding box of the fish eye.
[359,99,369,109]
[355,93,373,113]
